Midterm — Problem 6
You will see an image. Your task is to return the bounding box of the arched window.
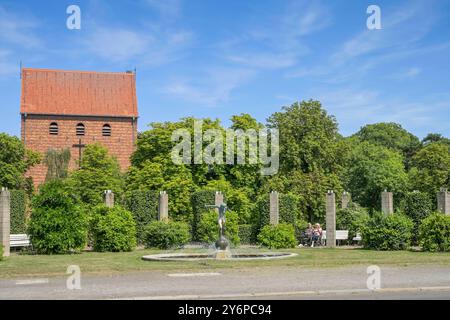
[102,124,112,137]
[76,123,85,136]
[49,122,58,135]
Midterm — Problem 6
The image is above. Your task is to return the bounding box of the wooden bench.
[322,230,349,245]
[10,234,31,248]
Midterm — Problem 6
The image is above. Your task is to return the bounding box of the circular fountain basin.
[142,252,297,261]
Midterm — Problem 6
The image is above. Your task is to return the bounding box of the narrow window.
[49,122,58,135]
[76,123,85,136]
[102,124,111,137]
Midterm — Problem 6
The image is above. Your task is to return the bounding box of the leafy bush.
[419,213,450,252]
[144,220,191,249]
[401,191,433,244]
[126,190,159,244]
[91,205,137,252]
[10,190,27,234]
[336,206,370,240]
[0,245,3,260]
[28,180,88,254]
[197,209,240,246]
[238,224,253,244]
[257,223,297,249]
[361,213,414,251]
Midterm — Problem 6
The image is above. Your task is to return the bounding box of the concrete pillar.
[158,191,169,221]
[269,191,279,226]
[326,191,336,248]
[0,188,11,257]
[437,188,450,215]
[381,190,394,215]
[341,191,350,209]
[104,190,114,208]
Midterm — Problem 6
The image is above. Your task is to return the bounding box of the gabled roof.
[20,68,138,118]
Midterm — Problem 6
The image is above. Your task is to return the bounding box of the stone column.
[381,190,394,215]
[341,191,350,209]
[269,191,279,226]
[0,188,11,257]
[158,191,169,221]
[326,191,336,248]
[437,188,450,215]
[104,190,114,208]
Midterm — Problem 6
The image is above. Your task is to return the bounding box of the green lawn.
[1,247,450,279]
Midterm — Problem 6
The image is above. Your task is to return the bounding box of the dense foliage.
[69,143,124,205]
[91,205,137,252]
[0,133,40,191]
[10,190,27,234]
[28,180,88,254]
[257,223,297,249]
[362,213,414,251]
[419,213,450,252]
[401,191,433,244]
[336,205,370,240]
[126,190,159,244]
[144,220,191,249]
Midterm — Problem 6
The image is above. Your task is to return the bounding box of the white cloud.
[0,6,41,48]
[83,28,151,62]
[145,0,181,21]
[390,67,421,80]
[219,0,331,70]
[163,68,254,106]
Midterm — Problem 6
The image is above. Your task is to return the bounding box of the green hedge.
[257,223,297,249]
[419,213,450,252]
[10,190,27,234]
[0,245,3,260]
[238,224,253,244]
[191,190,227,241]
[401,191,433,245]
[91,205,137,252]
[144,220,191,249]
[362,213,414,251]
[126,190,159,244]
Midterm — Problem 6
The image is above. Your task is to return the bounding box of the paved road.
[1,265,450,300]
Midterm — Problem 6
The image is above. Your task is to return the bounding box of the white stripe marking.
[15,279,49,285]
[167,273,222,278]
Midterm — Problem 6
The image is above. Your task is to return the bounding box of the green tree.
[0,133,40,189]
[354,123,421,166]
[267,100,340,174]
[125,157,196,222]
[69,143,124,205]
[345,141,408,209]
[408,142,450,199]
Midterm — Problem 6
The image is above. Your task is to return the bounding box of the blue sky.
[1,0,450,138]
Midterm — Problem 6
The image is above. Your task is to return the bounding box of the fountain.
[142,201,297,262]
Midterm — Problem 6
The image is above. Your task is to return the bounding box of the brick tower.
[20,68,139,187]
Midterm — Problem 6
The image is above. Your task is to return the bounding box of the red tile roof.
[21,68,138,118]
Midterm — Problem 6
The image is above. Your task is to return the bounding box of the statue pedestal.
[215,249,232,260]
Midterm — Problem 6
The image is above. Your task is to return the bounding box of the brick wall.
[22,114,137,187]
